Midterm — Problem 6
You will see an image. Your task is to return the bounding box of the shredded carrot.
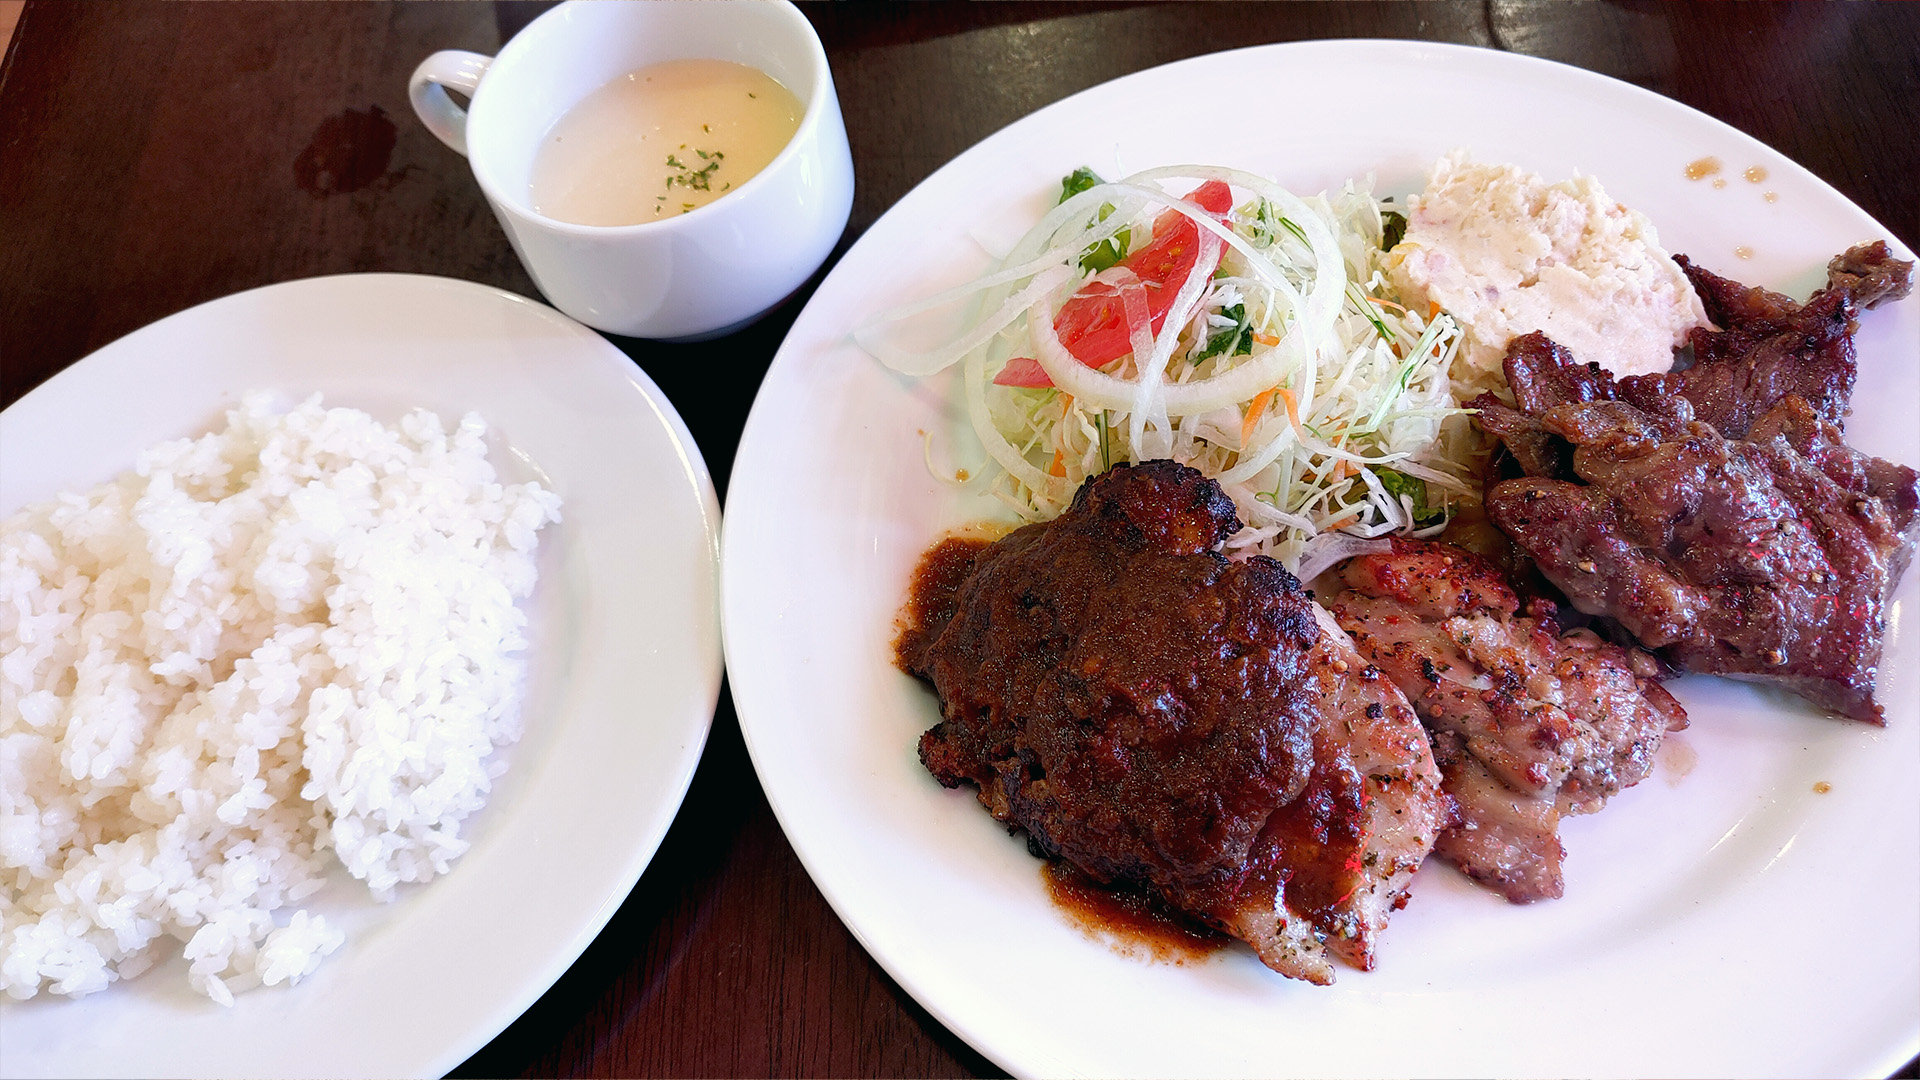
[1242,388,1276,447]
[1324,512,1360,531]
[1276,387,1300,428]
[1243,385,1303,447]
[1330,459,1352,480]
[1365,295,1409,314]
[1428,300,1441,320]
[1251,332,1281,347]
[1060,393,1074,413]
[1050,449,1066,477]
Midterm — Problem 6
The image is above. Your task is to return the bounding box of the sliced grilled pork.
[1323,540,1685,902]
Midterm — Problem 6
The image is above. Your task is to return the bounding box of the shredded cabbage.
[857,165,1476,574]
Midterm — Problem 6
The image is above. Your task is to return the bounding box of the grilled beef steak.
[1473,331,1918,722]
[1611,242,1912,437]
[902,461,1451,984]
[1468,244,1915,722]
[1324,540,1686,902]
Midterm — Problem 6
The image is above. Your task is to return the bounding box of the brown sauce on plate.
[895,535,993,670]
[1041,861,1228,965]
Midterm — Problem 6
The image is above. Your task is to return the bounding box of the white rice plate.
[0,394,561,1005]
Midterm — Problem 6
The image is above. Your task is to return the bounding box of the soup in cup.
[410,0,855,339]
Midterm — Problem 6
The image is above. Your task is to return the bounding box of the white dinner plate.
[722,40,1918,1079]
[0,274,723,1078]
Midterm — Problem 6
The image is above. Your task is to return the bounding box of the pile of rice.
[0,394,561,1004]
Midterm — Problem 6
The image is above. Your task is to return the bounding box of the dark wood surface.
[2,3,1915,1077]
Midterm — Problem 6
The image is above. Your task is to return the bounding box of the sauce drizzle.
[895,536,992,671]
[1041,861,1229,964]
[1684,156,1723,181]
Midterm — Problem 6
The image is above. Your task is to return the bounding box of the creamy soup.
[530,58,804,227]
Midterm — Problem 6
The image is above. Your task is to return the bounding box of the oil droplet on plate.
[1712,178,1728,189]
[1763,191,1779,203]
[1734,245,1754,259]
[1744,165,1768,183]
[1659,736,1697,784]
[1813,781,1832,794]
[1684,156,1722,181]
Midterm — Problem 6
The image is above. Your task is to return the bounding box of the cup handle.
[409,49,494,156]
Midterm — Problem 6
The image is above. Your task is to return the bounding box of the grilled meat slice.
[1428,736,1564,903]
[907,461,1448,984]
[1504,332,1631,417]
[1470,264,1917,724]
[1324,540,1685,902]
[1277,605,1453,975]
[1749,395,1920,533]
[1617,242,1912,436]
[1625,282,1858,437]
[1676,240,1911,330]
[1469,333,1688,484]
[1484,394,1918,723]
[1471,247,1913,451]
[1475,393,1574,483]
[1819,240,1915,312]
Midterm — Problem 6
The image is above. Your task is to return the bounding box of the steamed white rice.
[0,394,561,1004]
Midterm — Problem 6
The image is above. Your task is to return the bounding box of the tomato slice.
[991,355,1053,388]
[1052,179,1233,368]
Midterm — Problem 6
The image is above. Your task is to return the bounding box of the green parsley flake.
[664,150,725,193]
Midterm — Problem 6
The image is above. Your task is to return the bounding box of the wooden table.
[3,3,1915,1076]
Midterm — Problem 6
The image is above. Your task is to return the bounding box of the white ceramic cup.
[409,0,854,340]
